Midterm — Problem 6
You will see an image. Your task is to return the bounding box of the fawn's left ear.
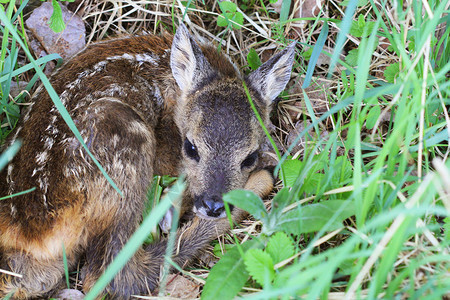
[170,23,217,93]
[245,42,296,106]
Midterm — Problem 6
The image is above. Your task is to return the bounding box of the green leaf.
[277,200,355,235]
[331,156,353,184]
[357,14,365,27]
[444,217,450,241]
[180,0,196,9]
[349,16,377,38]
[270,187,291,217]
[301,48,313,60]
[384,62,400,83]
[244,249,275,287]
[217,1,243,29]
[266,232,295,264]
[302,173,325,194]
[345,49,359,67]
[219,1,237,13]
[281,159,302,187]
[247,48,262,70]
[223,189,268,222]
[366,105,381,129]
[202,240,261,300]
[231,11,244,29]
[217,14,229,27]
[213,243,236,258]
[48,0,66,33]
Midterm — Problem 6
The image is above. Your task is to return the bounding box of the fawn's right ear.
[170,23,216,93]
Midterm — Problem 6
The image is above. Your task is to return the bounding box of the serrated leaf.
[266,232,295,264]
[217,1,243,29]
[219,1,237,13]
[244,249,275,286]
[277,200,355,235]
[223,190,268,222]
[384,62,400,83]
[349,18,376,38]
[48,0,66,33]
[202,240,261,300]
[345,49,359,67]
[247,48,262,70]
[231,11,243,29]
[366,105,381,129]
[217,14,229,27]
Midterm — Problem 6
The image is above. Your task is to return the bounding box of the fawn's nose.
[202,195,225,217]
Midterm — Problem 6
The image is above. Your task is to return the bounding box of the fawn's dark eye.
[241,151,258,169]
[184,138,200,162]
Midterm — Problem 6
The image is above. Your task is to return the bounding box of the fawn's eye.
[184,138,200,162]
[241,151,258,169]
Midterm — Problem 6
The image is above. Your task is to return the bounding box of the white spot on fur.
[36,151,48,165]
[135,53,158,65]
[106,53,158,65]
[107,53,134,61]
[10,204,16,218]
[44,136,55,149]
[112,134,120,148]
[59,90,71,105]
[7,164,13,184]
[93,84,127,98]
[37,175,49,195]
[153,83,163,106]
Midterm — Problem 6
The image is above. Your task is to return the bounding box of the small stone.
[26,2,86,60]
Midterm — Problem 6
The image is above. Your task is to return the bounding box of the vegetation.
[0,0,449,298]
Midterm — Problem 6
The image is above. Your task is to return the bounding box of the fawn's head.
[170,24,295,219]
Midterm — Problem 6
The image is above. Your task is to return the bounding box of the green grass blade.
[0,140,20,170]
[327,0,358,76]
[302,22,328,88]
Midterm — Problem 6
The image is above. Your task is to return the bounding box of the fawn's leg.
[75,99,159,297]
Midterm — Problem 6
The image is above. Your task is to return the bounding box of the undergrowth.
[0,0,449,299]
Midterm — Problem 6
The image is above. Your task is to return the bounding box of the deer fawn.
[0,24,295,298]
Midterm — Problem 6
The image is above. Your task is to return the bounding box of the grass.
[1,0,449,298]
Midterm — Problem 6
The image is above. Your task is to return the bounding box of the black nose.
[202,195,225,217]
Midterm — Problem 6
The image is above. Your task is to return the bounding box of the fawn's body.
[0,24,295,298]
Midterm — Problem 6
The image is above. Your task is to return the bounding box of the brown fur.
[0,24,294,298]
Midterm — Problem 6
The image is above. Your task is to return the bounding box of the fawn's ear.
[245,42,296,105]
[170,23,216,92]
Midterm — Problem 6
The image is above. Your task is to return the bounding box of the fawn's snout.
[195,193,230,218]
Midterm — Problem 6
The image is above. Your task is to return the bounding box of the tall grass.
[0,0,449,298]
